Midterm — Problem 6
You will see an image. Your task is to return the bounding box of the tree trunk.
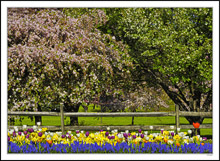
[35,105,42,125]
[68,104,81,126]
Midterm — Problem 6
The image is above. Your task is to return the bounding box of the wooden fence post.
[60,103,64,135]
[175,104,180,134]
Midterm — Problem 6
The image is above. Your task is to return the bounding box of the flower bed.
[8,125,212,153]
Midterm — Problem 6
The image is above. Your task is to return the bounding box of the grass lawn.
[8,105,213,137]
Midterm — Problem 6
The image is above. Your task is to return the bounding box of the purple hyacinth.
[132,135,136,139]
[171,132,174,137]
[85,131,89,137]
[8,136,10,141]
[24,131,27,135]
[61,135,66,138]
[138,129,142,133]
[18,131,22,135]
[13,132,16,137]
[100,130,103,132]
[76,130,79,134]
[128,133,131,136]
[26,134,30,138]
[38,132,42,137]
[161,129,164,134]
[105,132,109,136]
[108,136,111,139]
[68,135,71,139]
[140,134,144,138]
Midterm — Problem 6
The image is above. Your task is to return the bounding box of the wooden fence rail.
[8,104,212,135]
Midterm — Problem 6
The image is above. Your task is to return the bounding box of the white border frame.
[1,1,219,160]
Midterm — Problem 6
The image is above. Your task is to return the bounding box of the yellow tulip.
[90,133,95,139]
[163,131,169,136]
[42,128,48,132]
[173,135,181,140]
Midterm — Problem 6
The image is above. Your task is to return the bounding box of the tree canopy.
[8,8,133,124]
[99,8,212,124]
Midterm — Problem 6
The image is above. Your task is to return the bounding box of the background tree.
[99,8,212,134]
[8,8,133,125]
[62,8,174,113]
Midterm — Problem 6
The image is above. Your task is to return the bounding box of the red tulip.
[193,122,200,129]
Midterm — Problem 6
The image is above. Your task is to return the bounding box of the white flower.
[33,126,37,130]
[107,127,110,131]
[37,122,41,126]
[189,138,194,143]
[56,132,62,136]
[179,132,185,137]
[197,135,200,138]
[118,134,123,139]
[76,134,80,137]
[81,131,84,134]
[149,126,153,130]
[145,136,149,140]
[200,138,203,141]
[9,130,13,135]
[152,133,157,137]
[188,130,192,134]
[127,137,132,141]
[125,130,129,133]
[136,133,139,136]
[21,132,24,136]
[114,129,118,133]
[177,128,181,132]
[144,131,148,135]
[38,128,42,132]
[50,133,54,137]
[170,126,174,129]
[23,125,27,129]
[14,126,17,130]
[168,140,174,145]
[15,128,18,132]
[68,131,72,134]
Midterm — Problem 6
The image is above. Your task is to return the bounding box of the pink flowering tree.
[8,8,133,125]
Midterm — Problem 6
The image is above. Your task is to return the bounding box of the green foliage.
[100,8,212,113]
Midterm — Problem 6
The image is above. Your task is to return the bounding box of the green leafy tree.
[100,8,212,133]
[8,8,133,125]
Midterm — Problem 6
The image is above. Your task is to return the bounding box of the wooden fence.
[8,104,212,135]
